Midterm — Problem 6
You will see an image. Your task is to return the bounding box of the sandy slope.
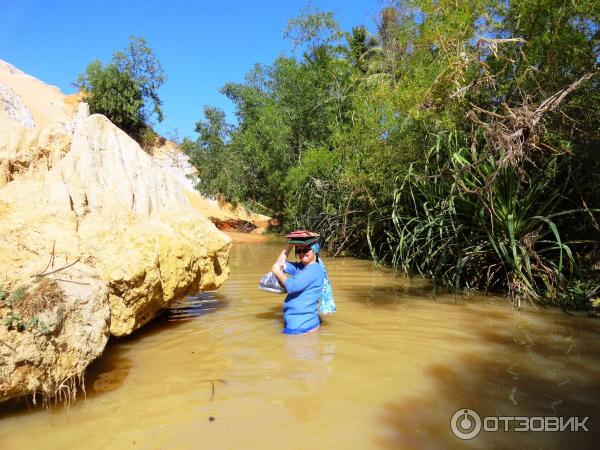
[0,58,270,230]
[0,59,77,128]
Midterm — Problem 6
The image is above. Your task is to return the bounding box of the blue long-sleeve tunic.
[282,261,324,334]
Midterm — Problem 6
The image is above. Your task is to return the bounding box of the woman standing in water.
[271,236,325,334]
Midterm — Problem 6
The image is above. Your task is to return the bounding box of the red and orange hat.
[285,230,319,245]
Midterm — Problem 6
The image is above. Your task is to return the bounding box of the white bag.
[258,271,286,294]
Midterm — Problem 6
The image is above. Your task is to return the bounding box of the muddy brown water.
[1,239,599,449]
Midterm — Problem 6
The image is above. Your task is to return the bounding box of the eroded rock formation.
[0,82,35,128]
[0,275,109,405]
[0,65,231,403]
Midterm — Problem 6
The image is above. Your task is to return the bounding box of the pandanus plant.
[372,131,585,304]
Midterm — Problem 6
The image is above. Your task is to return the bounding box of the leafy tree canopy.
[78,36,166,135]
[187,0,599,306]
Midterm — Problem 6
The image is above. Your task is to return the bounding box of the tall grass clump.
[372,129,597,305]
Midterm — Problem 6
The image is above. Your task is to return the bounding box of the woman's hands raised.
[272,244,293,283]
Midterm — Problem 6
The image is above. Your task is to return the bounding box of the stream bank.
[1,239,598,449]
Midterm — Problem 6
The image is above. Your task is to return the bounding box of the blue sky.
[0,0,385,140]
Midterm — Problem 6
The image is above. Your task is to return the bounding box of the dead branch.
[51,278,91,286]
[34,259,80,278]
[466,71,598,176]
[581,197,600,232]
[469,104,511,120]
[476,37,526,61]
[532,72,597,124]
[40,241,56,275]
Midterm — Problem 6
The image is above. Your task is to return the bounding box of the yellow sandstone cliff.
[0,59,231,403]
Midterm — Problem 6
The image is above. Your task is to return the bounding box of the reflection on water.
[164,292,225,322]
[0,239,599,449]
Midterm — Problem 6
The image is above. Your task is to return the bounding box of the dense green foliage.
[78,36,166,136]
[185,1,599,307]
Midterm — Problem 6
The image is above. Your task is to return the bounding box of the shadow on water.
[83,291,228,399]
[350,285,435,306]
[0,291,228,415]
[255,305,283,321]
[374,312,600,450]
[345,285,473,310]
[345,280,520,308]
[164,291,227,321]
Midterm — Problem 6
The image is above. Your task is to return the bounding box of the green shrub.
[78,36,165,136]
[557,280,600,310]
[80,62,144,132]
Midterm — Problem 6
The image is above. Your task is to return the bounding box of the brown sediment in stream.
[0,239,598,449]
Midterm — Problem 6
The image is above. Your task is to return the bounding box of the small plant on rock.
[26,317,50,336]
[4,312,25,331]
[2,284,29,332]
[3,285,27,307]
